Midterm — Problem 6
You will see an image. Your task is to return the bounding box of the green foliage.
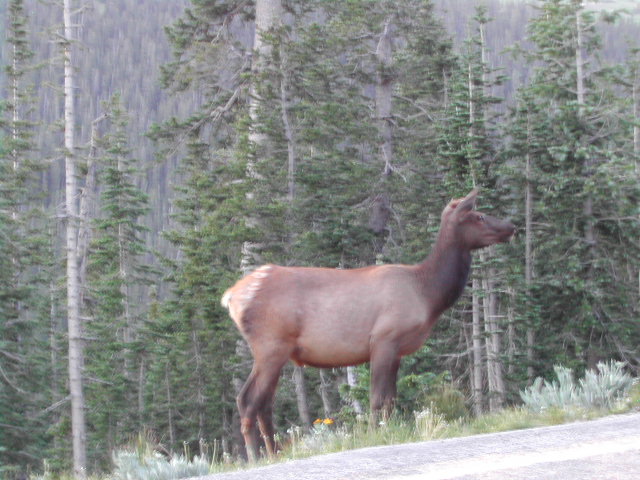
[83,94,155,469]
[4,0,640,475]
[424,385,469,422]
[0,0,56,474]
[145,0,253,456]
[502,0,640,381]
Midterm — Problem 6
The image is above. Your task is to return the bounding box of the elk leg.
[237,370,261,462]
[369,343,401,420]
[257,400,277,457]
[237,356,286,461]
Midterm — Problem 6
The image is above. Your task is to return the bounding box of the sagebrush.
[520,361,634,412]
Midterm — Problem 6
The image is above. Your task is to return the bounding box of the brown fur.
[222,189,515,461]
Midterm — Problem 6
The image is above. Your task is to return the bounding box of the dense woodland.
[1,0,639,477]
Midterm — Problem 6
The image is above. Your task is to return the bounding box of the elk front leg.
[369,343,401,421]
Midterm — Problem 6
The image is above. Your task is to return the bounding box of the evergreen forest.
[1,0,639,477]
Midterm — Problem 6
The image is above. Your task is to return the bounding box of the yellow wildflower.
[323,418,334,425]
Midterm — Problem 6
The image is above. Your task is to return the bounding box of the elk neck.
[415,229,472,316]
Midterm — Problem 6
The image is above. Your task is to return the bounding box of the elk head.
[442,189,515,250]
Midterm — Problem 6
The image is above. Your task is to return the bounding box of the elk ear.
[456,189,478,214]
[442,197,461,220]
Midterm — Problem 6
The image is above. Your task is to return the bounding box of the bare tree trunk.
[506,286,516,376]
[481,253,504,411]
[371,18,394,252]
[78,115,107,295]
[280,38,296,205]
[318,370,333,418]
[191,329,207,439]
[634,65,640,299]
[482,272,497,411]
[471,277,484,415]
[165,364,175,452]
[10,38,20,223]
[467,43,483,415]
[525,148,535,383]
[634,67,639,174]
[346,366,363,415]
[241,0,283,272]
[293,365,311,428]
[138,358,145,426]
[575,6,594,250]
[49,282,62,456]
[63,0,86,476]
[376,19,394,179]
[575,7,586,115]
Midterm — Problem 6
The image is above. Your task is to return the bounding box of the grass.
[31,366,640,480]
[32,402,639,479]
[268,363,639,466]
[274,405,614,463]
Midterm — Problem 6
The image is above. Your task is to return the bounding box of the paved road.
[194,413,640,480]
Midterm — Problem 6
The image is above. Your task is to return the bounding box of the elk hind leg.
[237,357,286,461]
[237,371,261,462]
[257,399,277,457]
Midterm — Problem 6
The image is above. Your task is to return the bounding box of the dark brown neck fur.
[416,230,472,316]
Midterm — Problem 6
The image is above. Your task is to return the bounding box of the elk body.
[221,190,515,460]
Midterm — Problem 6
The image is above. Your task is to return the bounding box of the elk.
[221,189,515,460]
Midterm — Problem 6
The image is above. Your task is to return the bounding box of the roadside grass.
[275,405,613,463]
[32,363,640,479]
[272,361,638,463]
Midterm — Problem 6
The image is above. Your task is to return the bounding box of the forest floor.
[196,412,640,480]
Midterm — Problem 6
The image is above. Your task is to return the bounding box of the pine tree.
[430,6,508,413]
[148,0,256,457]
[82,95,153,468]
[0,0,54,474]
[505,0,640,375]
[501,89,553,384]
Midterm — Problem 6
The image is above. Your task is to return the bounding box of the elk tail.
[221,289,233,310]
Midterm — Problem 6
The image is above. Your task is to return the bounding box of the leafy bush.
[423,384,468,421]
[521,361,634,412]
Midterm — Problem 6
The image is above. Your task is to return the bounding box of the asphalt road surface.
[194,412,640,480]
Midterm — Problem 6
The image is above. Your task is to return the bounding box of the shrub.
[110,450,210,480]
[577,361,634,409]
[423,384,468,421]
[520,361,634,412]
[414,408,448,440]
